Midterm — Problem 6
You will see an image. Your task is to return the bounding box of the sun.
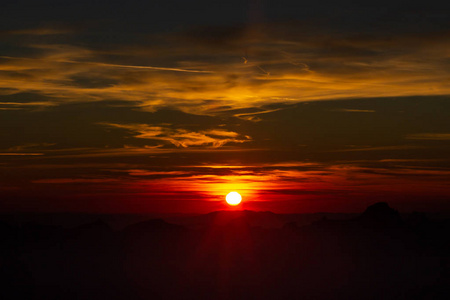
[226,191,242,206]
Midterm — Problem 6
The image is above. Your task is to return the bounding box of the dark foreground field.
[1,202,449,299]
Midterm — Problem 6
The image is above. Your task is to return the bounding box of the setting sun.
[225,191,242,206]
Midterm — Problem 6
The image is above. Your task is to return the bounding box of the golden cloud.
[406,133,450,140]
[100,123,251,148]
[0,25,449,115]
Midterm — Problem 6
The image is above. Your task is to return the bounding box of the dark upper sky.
[1,0,449,213]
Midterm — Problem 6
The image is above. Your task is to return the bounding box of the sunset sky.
[1,0,450,213]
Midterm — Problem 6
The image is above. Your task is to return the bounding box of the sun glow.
[226,191,242,206]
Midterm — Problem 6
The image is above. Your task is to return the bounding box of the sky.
[1,0,450,213]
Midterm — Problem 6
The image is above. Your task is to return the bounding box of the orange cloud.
[406,133,450,140]
[0,152,44,156]
[32,178,118,184]
[1,27,450,114]
[3,28,73,36]
[100,123,251,148]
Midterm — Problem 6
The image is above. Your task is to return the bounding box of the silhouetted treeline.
[1,202,449,299]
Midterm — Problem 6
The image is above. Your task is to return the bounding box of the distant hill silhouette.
[125,218,186,235]
[187,209,282,228]
[358,202,403,228]
[0,202,449,300]
[66,219,113,239]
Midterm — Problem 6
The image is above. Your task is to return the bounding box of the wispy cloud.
[379,158,447,163]
[1,25,450,114]
[7,143,56,151]
[100,123,251,148]
[234,108,284,121]
[0,101,57,108]
[406,133,450,140]
[2,28,73,36]
[74,60,213,74]
[333,109,376,113]
[33,178,118,184]
[126,170,190,176]
[3,155,450,212]
[331,145,422,152]
[0,152,44,156]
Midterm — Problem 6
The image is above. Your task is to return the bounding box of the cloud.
[7,143,55,151]
[32,178,118,184]
[355,167,450,177]
[0,152,44,156]
[121,161,450,201]
[331,145,422,152]
[0,101,57,109]
[75,61,213,74]
[127,170,190,176]
[100,123,251,148]
[379,159,447,163]
[3,28,73,36]
[405,133,450,140]
[333,109,376,113]
[267,162,321,168]
[1,25,450,114]
[234,108,284,121]
[202,129,239,138]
